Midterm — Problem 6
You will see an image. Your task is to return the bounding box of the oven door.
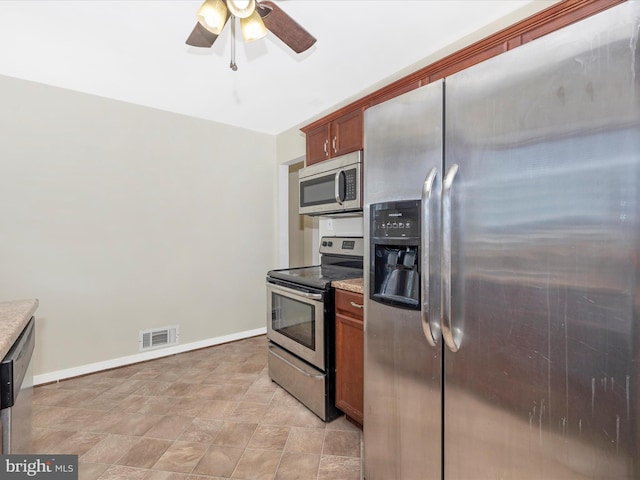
[266,281,326,371]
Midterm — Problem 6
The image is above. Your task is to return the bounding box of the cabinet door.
[332,109,363,157]
[306,123,330,166]
[335,290,364,425]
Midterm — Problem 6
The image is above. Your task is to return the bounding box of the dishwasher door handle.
[0,318,35,409]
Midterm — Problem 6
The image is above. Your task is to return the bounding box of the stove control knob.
[322,241,327,246]
[328,241,333,247]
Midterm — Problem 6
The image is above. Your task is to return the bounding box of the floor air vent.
[139,326,179,351]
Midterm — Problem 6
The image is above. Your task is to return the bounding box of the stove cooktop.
[267,264,363,290]
[267,236,364,290]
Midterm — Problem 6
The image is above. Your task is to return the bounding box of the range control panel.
[319,236,364,257]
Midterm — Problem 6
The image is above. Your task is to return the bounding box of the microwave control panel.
[344,168,358,201]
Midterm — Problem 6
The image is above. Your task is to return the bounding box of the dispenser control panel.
[371,200,420,239]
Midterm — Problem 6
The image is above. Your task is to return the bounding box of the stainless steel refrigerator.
[363,2,640,479]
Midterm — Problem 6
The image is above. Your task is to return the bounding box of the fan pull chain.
[230,15,238,71]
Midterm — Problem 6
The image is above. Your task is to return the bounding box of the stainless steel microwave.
[298,151,362,215]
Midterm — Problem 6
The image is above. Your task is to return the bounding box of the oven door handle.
[270,283,324,301]
[268,344,325,379]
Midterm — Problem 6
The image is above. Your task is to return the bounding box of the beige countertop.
[0,299,38,360]
[332,278,364,295]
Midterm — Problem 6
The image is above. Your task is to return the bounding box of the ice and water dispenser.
[370,200,421,309]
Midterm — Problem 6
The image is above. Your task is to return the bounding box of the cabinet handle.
[350,301,364,309]
[323,140,329,156]
[332,136,337,153]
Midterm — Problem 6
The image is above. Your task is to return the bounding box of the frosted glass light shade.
[196,0,227,35]
[240,10,267,42]
[227,0,256,19]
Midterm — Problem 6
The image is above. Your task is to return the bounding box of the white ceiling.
[0,1,557,135]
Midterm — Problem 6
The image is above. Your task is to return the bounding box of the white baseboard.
[34,327,267,386]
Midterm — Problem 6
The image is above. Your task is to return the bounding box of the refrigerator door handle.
[421,167,440,346]
[442,164,461,352]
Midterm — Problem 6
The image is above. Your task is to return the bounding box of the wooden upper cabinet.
[304,108,363,166]
[368,79,423,108]
[305,123,331,165]
[332,109,363,157]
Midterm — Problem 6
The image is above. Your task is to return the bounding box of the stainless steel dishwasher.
[1,317,35,453]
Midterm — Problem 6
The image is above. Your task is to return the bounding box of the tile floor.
[31,335,362,480]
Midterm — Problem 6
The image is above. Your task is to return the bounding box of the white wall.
[0,75,277,379]
[319,215,364,239]
[275,127,307,268]
[275,127,364,265]
[276,127,305,166]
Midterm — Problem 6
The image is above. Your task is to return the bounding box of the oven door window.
[271,293,316,350]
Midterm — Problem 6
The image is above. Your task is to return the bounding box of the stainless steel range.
[266,236,363,421]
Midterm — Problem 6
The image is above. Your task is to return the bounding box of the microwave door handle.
[335,170,345,205]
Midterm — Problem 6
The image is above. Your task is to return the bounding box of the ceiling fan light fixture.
[226,0,256,19]
[240,10,268,42]
[196,0,227,35]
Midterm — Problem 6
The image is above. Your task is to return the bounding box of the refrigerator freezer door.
[444,3,640,478]
[363,80,443,480]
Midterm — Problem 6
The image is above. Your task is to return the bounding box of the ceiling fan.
[186,0,317,70]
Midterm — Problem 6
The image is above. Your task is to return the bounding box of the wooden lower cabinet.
[335,289,364,426]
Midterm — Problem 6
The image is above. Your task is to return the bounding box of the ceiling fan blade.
[257,1,316,54]
[185,22,220,48]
